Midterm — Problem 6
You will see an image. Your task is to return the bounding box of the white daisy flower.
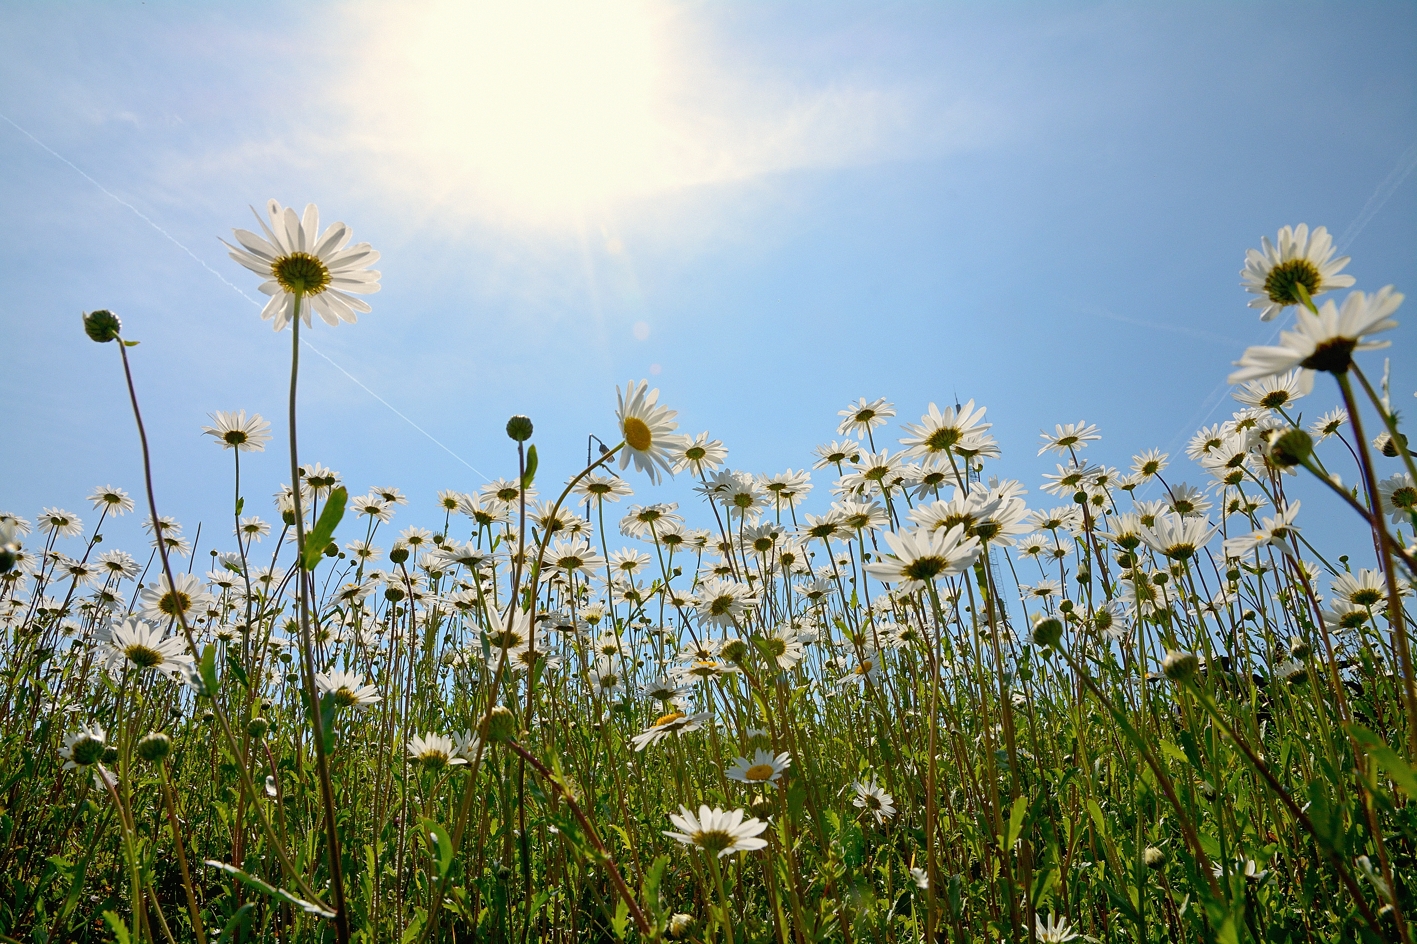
[315,669,383,708]
[663,805,768,858]
[104,618,193,677]
[87,485,134,516]
[616,380,684,485]
[864,524,981,592]
[851,779,896,824]
[223,200,381,331]
[202,410,273,452]
[1240,224,1354,321]
[1229,286,1402,387]
[727,749,792,786]
[407,732,466,771]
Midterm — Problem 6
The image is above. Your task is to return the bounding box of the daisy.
[104,618,193,677]
[899,399,990,458]
[573,472,634,504]
[436,489,466,514]
[671,433,728,476]
[138,572,213,625]
[88,486,134,516]
[407,733,466,771]
[315,669,383,708]
[350,493,393,523]
[202,411,273,452]
[1130,449,1168,480]
[1379,473,1417,525]
[727,749,792,786]
[548,538,606,574]
[1330,569,1394,607]
[237,516,271,543]
[851,779,896,824]
[663,805,768,858]
[864,525,981,592]
[1035,913,1081,943]
[1141,514,1219,562]
[837,397,896,440]
[694,577,755,629]
[1229,286,1403,386]
[1222,501,1302,559]
[1240,224,1354,321]
[1039,421,1101,457]
[630,710,708,751]
[1232,370,1310,411]
[37,509,83,538]
[59,726,107,770]
[96,549,140,580]
[223,200,381,331]
[812,440,862,471]
[1309,407,1348,441]
[616,379,683,485]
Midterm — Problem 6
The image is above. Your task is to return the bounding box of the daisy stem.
[707,850,736,944]
[286,300,351,944]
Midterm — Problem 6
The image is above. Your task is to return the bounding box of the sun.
[352,0,677,219]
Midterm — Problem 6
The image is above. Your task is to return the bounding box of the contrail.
[1,110,488,482]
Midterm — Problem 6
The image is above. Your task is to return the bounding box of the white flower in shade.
[663,805,768,858]
[138,572,214,625]
[1229,286,1403,387]
[203,410,273,452]
[315,669,383,708]
[671,433,729,476]
[59,726,107,770]
[223,200,381,331]
[1141,513,1219,562]
[837,397,896,440]
[1035,912,1081,943]
[630,710,709,751]
[1222,501,1303,560]
[37,509,83,538]
[407,733,466,771]
[104,619,193,677]
[616,380,683,484]
[727,749,792,786]
[909,866,929,889]
[864,525,981,592]
[851,779,896,824]
[87,486,134,516]
[1379,473,1417,525]
[1241,224,1355,321]
[1039,421,1101,456]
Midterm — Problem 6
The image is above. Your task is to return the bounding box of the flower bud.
[1289,636,1312,660]
[1032,617,1063,650]
[389,547,409,565]
[667,914,695,940]
[1162,650,1199,683]
[136,731,172,764]
[1144,846,1167,870]
[101,745,120,764]
[720,638,747,663]
[482,705,517,743]
[83,309,122,343]
[505,415,534,442]
[1266,429,1313,468]
[248,717,270,740]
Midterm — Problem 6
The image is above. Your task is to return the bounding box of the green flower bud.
[720,638,747,663]
[389,547,409,565]
[1144,846,1167,870]
[248,717,270,740]
[1162,650,1199,683]
[1266,429,1313,468]
[1032,617,1063,650]
[101,745,119,765]
[1289,636,1312,660]
[136,731,172,764]
[505,415,534,442]
[482,705,517,743]
[83,309,122,343]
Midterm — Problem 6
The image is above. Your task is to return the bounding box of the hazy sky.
[2,1,1415,558]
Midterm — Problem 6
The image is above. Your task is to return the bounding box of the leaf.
[302,486,347,571]
[1158,739,1188,765]
[1346,723,1417,798]
[103,910,132,944]
[1005,794,1028,849]
[122,339,140,347]
[196,645,218,699]
[226,653,250,690]
[642,855,669,922]
[610,896,630,940]
[215,904,255,944]
[421,819,454,878]
[521,445,538,490]
[235,497,245,517]
[205,859,336,919]
[1085,798,1107,838]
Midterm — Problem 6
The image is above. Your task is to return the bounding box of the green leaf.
[610,896,630,940]
[421,819,454,878]
[1005,794,1028,850]
[215,904,255,944]
[235,497,245,517]
[226,653,250,690]
[1347,723,1417,798]
[103,910,132,944]
[122,339,140,347]
[1085,798,1107,838]
[521,445,538,490]
[642,855,669,922]
[302,486,347,571]
[205,859,335,918]
[197,645,218,699]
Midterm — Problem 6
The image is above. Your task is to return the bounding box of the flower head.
[104,619,193,678]
[851,779,896,824]
[223,200,381,331]
[727,749,792,786]
[616,380,683,484]
[203,410,272,452]
[663,805,768,857]
[315,669,382,708]
[1241,224,1354,321]
[59,726,107,770]
[1229,286,1402,386]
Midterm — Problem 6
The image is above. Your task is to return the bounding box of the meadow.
[1,209,1415,943]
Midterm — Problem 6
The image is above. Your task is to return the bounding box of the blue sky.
[2,1,1415,558]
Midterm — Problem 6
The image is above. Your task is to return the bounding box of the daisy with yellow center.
[223,200,381,331]
[1240,224,1355,322]
[407,733,466,771]
[630,710,709,752]
[616,379,684,484]
[315,669,383,708]
[663,805,768,858]
[104,618,193,678]
[727,749,792,786]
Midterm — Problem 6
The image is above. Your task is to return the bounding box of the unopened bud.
[1289,636,1312,660]
[505,415,534,442]
[1032,617,1063,650]
[389,547,409,565]
[83,309,122,343]
[482,705,517,742]
[136,731,172,763]
[1162,650,1199,683]
[247,717,270,740]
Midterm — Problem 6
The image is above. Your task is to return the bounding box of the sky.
[1,0,1415,562]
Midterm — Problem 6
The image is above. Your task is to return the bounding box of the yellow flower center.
[1263,258,1322,306]
[744,763,775,781]
[159,591,191,616]
[654,711,685,728]
[124,644,164,668]
[273,252,332,296]
[623,417,653,452]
